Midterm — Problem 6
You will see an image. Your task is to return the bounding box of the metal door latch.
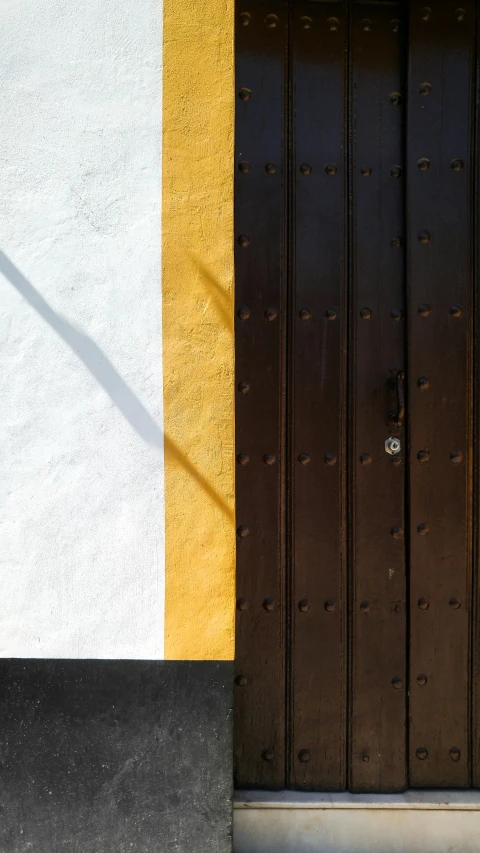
[389,369,405,427]
[385,437,401,456]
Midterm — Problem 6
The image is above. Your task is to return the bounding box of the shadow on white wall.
[0,250,234,521]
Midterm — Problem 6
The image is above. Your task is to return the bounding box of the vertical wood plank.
[234,0,288,789]
[407,0,475,789]
[289,0,348,791]
[349,2,407,793]
[473,0,480,792]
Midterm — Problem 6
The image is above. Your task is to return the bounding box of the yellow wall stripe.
[162,0,235,660]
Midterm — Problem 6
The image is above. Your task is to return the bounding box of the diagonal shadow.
[189,253,234,335]
[164,435,233,522]
[0,250,233,522]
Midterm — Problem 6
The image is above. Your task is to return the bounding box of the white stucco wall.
[0,0,165,658]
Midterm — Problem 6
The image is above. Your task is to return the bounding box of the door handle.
[390,369,405,428]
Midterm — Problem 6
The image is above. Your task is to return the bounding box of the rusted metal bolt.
[265,307,278,321]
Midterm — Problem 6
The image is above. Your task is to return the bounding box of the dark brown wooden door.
[234,0,479,793]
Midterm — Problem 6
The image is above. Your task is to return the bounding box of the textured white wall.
[0,0,164,658]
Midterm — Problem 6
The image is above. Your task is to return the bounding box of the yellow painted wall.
[162,0,235,659]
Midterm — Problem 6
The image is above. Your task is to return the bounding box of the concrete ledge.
[234,788,480,809]
[233,790,480,853]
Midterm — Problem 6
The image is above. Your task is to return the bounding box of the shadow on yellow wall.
[191,254,234,336]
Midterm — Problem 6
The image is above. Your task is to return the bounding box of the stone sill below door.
[233,790,480,853]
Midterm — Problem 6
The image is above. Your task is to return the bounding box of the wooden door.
[234,0,479,792]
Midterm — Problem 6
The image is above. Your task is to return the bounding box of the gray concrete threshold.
[233,790,480,852]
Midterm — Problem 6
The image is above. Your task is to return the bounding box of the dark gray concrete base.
[0,660,233,853]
